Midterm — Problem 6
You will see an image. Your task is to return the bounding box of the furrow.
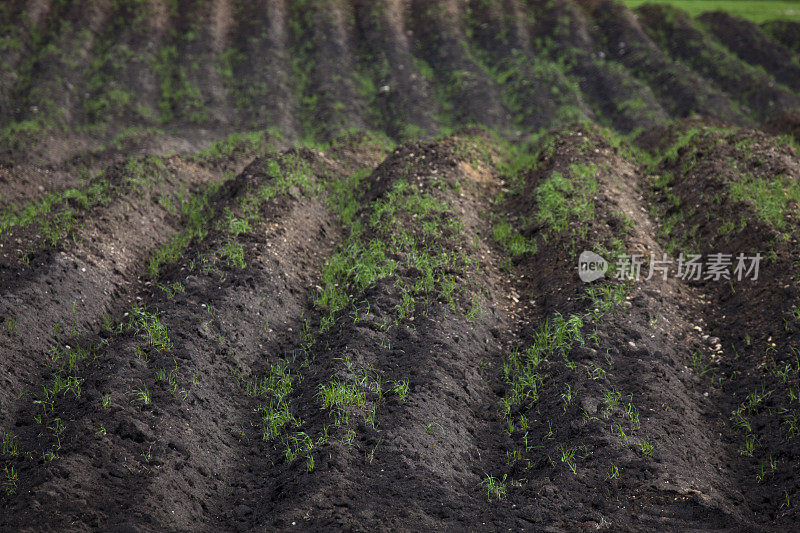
[0,140,387,530]
[349,0,439,138]
[489,127,750,528]
[636,4,800,122]
[287,0,370,140]
[235,135,513,529]
[525,0,669,134]
[407,0,510,129]
[0,155,227,424]
[581,0,751,126]
[465,0,596,131]
[646,122,800,528]
[225,0,300,135]
[700,12,800,95]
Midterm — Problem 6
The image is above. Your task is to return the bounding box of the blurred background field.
[622,0,800,22]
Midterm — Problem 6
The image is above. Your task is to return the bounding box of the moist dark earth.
[2,1,800,531]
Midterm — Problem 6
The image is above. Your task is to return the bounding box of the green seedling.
[640,437,654,456]
[561,384,574,412]
[133,385,151,405]
[481,474,507,501]
[426,419,443,434]
[1,429,18,456]
[127,306,172,350]
[5,315,17,334]
[739,433,758,457]
[781,490,791,511]
[2,466,17,496]
[558,444,578,474]
[606,462,620,480]
[392,379,410,402]
[755,456,777,483]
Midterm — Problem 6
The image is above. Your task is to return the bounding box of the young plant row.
[486,129,650,500]
[247,135,501,471]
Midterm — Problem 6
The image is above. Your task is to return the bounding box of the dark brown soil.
[494,127,752,529]
[2,1,800,531]
[763,109,800,142]
[648,123,800,527]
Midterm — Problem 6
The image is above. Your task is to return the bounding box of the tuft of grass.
[317,378,366,426]
[194,131,275,163]
[561,384,574,412]
[501,310,589,427]
[392,379,410,402]
[155,360,184,399]
[558,443,578,474]
[4,314,17,334]
[132,384,151,405]
[639,436,655,456]
[252,358,299,442]
[314,172,476,321]
[606,462,621,480]
[220,240,246,269]
[481,474,508,501]
[147,184,219,278]
[127,306,172,351]
[729,173,800,231]
[493,220,537,257]
[1,429,18,457]
[2,466,17,496]
[535,163,598,243]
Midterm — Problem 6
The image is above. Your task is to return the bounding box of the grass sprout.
[481,474,508,501]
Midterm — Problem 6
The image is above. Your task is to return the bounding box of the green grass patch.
[147,183,220,278]
[194,130,281,163]
[1,155,168,249]
[493,220,537,257]
[531,162,599,249]
[314,177,472,319]
[126,305,172,351]
[729,173,800,230]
